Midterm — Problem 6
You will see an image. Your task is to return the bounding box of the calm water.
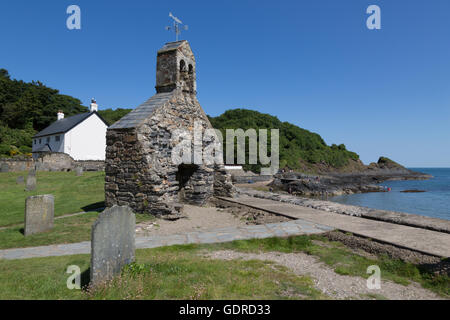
[330,168,450,221]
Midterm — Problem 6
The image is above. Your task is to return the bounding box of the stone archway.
[176,164,199,202]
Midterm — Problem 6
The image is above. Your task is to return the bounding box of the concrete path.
[0,219,333,260]
[219,196,450,258]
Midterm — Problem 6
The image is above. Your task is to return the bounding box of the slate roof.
[109,92,174,129]
[33,112,109,138]
[157,40,187,54]
[34,144,52,153]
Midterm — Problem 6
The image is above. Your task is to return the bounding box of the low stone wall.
[76,160,105,171]
[0,153,105,172]
[0,157,34,172]
[236,187,450,234]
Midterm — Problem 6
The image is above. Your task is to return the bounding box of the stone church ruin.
[105,41,234,217]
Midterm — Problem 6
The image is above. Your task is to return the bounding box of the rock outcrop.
[271,157,431,197]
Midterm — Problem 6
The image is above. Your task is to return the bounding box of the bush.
[19,145,32,154]
[0,144,11,157]
[209,109,360,172]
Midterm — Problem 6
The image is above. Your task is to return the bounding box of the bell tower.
[155,40,196,95]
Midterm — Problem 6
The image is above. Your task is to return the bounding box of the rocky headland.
[270,157,432,197]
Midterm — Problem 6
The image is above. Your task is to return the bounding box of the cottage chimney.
[90,98,98,112]
[57,110,64,121]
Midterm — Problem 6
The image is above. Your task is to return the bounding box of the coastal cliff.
[270,157,432,197]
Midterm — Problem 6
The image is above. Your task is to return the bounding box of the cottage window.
[55,135,60,142]
[46,137,50,143]
[39,139,42,144]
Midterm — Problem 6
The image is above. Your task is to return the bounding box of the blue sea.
[330,168,450,221]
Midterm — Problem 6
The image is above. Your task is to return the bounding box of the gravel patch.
[206,250,444,300]
[135,201,288,236]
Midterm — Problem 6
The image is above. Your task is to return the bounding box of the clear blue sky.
[1,0,449,167]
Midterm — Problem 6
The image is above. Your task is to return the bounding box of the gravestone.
[0,163,9,173]
[26,171,36,191]
[75,166,83,176]
[90,206,136,286]
[24,194,54,236]
[16,176,24,184]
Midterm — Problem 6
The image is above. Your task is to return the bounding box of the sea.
[329,168,450,221]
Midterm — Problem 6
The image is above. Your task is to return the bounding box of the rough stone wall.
[156,42,196,94]
[105,128,144,209]
[105,41,234,217]
[0,157,34,172]
[0,153,105,172]
[105,90,234,216]
[76,160,105,171]
[214,166,236,197]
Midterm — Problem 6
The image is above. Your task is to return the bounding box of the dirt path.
[136,204,288,236]
[206,250,444,300]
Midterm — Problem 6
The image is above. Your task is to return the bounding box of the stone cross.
[24,194,54,236]
[90,206,136,286]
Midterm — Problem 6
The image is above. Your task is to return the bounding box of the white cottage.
[32,100,108,160]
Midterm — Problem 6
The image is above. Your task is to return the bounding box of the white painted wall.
[63,114,107,160]
[32,134,64,154]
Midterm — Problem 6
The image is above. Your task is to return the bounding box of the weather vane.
[165,12,188,41]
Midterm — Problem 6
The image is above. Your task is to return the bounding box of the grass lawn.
[0,171,105,227]
[214,235,450,297]
[0,244,323,300]
[0,234,447,299]
[0,210,155,250]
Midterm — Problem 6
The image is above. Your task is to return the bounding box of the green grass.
[0,244,324,300]
[0,235,448,299]
[0,212,99,250]
[0,210,155,250]
[212,235,450,297]
[0,171,105,227]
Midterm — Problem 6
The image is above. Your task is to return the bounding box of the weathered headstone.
[75,166,83,176]
[0,163,9,173]
[26,172,36,191]
[90,206,136,286]
[24,194,54,236]
[16,176,24,184]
